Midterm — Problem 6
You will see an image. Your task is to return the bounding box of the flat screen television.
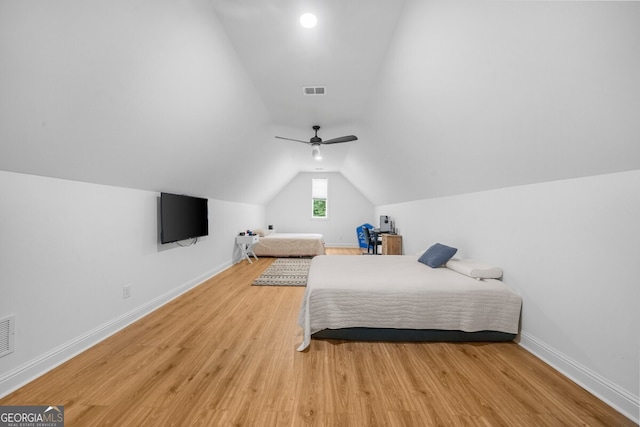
[160,192,208,244]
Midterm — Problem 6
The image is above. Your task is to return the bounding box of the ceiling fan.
[275,125,358,160]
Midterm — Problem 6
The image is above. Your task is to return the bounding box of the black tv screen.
[160,192,208,244]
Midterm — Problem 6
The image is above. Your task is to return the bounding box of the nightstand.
[236,235,259,264]
[381,234,403,255]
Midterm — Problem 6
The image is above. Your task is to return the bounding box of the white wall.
[0,170,265,396]
[265,172,374,246]
[376,170,640,421]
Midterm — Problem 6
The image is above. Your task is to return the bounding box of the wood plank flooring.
[1,247,634,426]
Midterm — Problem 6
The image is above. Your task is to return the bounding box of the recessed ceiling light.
[300,13,317,29]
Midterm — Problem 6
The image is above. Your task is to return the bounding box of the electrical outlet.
[123,285,132,299]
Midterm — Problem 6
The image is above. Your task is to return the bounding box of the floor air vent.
[303,86,326,95]
[0,315,15,358]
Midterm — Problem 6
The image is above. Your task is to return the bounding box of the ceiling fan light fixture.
[300,13,317,28]
[311,145,322,160]
[274,125,356,162]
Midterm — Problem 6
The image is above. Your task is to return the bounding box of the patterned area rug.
[252,258,312,286]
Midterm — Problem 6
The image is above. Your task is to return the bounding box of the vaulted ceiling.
[1,1,638,206]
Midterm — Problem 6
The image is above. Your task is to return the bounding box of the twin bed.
[297,254,522,351]
[251,231,325,257]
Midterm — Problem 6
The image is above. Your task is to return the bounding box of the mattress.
[252,232,325,257]
[297,255,522,350]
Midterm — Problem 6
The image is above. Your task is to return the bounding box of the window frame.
[311,178,328,219]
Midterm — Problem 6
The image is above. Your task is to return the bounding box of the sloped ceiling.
[346,1,640,205]
[1,1,638,206]
[0,0,299,205]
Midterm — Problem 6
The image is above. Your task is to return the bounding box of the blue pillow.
[418,243,458,268]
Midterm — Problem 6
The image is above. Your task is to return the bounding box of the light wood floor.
[1,247,633,426]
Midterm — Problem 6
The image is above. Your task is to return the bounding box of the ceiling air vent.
[303,86,326,96]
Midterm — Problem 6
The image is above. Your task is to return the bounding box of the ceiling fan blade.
[275,136,310,144]
[321,135,358,144]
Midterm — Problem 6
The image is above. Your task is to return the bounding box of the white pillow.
[446,258,503,280]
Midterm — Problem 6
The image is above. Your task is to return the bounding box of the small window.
[312,178,328,219]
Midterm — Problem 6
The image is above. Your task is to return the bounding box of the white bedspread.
[252,232,325,257]
[297,255,522,351]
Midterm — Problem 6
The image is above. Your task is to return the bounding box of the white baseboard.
[519,331,639,424]
[0,261,232,399]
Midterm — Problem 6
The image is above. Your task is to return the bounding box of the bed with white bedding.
[297,255,522,351]
[252,232,325,257]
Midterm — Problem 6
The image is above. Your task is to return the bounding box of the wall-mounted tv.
[160,192,208,244]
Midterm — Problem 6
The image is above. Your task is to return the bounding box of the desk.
[381,234,403,255]
[236,235,259,264]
